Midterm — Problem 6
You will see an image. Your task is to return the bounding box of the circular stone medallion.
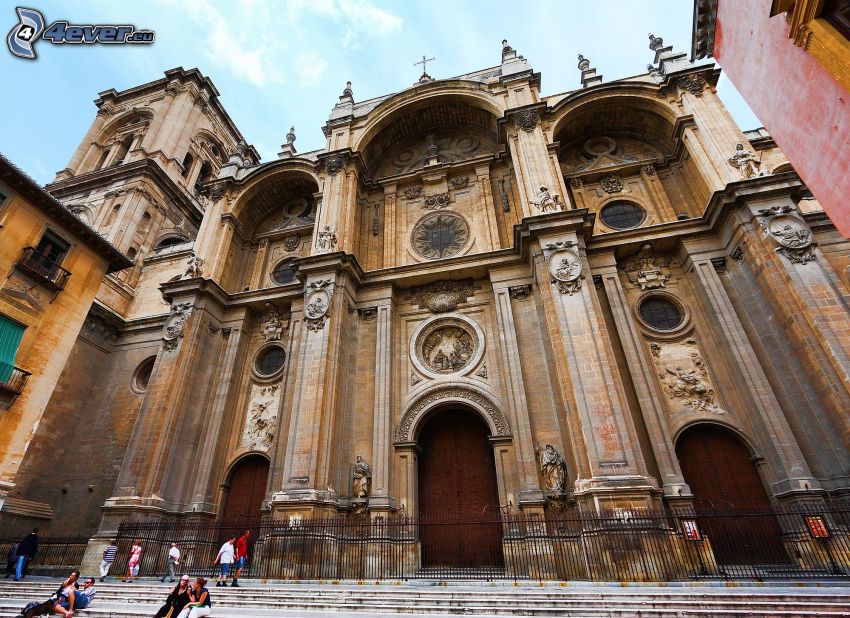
[411,212,470,260]
[767,215,811,249]
[410,314,485,380]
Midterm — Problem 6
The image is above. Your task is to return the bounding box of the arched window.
[255,346,286,377]
[112,135,134,166]
[638,296,684,331]
[194,161,214,193]
[599,201,646,230]
[271,260,297,285]
[181,152,195,178]
[132,356,156,393]
[154,236,188,250]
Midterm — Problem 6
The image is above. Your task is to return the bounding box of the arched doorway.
[221,455,270,525]
[676,424,788,564]
[417,407,503,568]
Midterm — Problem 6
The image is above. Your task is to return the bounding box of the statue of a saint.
[531,186,557,212]
[352,455,372,498]
[536,443,567,492]
[727,143,761,179]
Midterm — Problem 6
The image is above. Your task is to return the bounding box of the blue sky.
[1,0,762,185]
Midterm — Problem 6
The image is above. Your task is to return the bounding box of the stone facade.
[2,42,850,575]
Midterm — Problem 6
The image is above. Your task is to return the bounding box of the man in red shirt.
[232,530,249,587]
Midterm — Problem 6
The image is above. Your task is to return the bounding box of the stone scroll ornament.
[545,241,584,295]
[163,302,192,351]
[757,205,816,264]
[304,279,333,332]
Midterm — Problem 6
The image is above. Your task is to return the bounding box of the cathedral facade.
[1,37,850,576]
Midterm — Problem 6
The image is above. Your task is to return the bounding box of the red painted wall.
[714,0,850,236]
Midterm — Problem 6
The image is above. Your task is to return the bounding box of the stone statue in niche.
[183,255,204,279]
[422,326,475,373]
[241,384,280,451]
[531,186,558,213]
[536,443,567,492]
[352,455,372,498]
[727,143,762,179]
[315,225,338,252]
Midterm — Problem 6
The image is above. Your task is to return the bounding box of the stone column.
[685,249,820,496]
[474,164,501,250]
[369,291,395,511]
[639,164,677,221]
[248,239,270,290]
[315,153,356,255]
[595,255,688,497]
[489,273,544,505]
[382,183,397,268]
[63,111,110,176]
[532,227,655,508]
[188,312,249,512]
[505,111,562,218]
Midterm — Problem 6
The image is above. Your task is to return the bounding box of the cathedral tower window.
[271,260,297,285]
[638,296,684,331]
[112,135,134,166]
[181,152,195,178]
[132,356,156,393]
[256,345,286,377]
[600,201,646,230]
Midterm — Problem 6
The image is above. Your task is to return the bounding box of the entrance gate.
[417,408,503,568]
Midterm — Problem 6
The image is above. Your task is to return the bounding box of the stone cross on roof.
[415,55,435,82]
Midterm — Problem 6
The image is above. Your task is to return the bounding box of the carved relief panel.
[240,383,281,452]
[648,338,726,418]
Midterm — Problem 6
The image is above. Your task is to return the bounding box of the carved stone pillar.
[532,225,656,509]
[474,164,501,250]
[506,109,563,218]
[315,152,356,255]
[595,255,689,498]
[382,184,397,268]
[63,110,110,176]
[639,164,677,221]
[489,273,544,506]
[248,239,270,290]
[369,291,395,511]
[194,196,238,285]
[685,249,820,497]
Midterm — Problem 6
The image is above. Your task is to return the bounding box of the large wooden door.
[418,408,502,567]
[221,455,269,523]
[676,425,788,564]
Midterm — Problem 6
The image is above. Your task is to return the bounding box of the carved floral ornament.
[756,205,816,264]
[304,279,333,332]
[410,314,485,380]
[544,240,584,296]
[600,174,623,193]
[395,385,510,443]
[410,278,474,313]
[423,192,450,210]
[163,302,193,351]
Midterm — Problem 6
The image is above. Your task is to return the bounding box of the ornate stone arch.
[395,382,511,443]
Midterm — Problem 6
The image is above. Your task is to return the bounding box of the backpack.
[19,599,53,618]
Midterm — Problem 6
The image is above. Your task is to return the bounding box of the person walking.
[14,528,38,581]
[175,577,211,618]
[213,536,235,587]
[231,530,249,587]
[4,542,18,578]
[99,540,117,582]
[123,540,142,582]
[161,543,180,583]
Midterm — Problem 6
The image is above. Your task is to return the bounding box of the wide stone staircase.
[0,578,849,617]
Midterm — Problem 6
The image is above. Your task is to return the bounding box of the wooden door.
[418,408,503,567]
[676,425,788,564]
[221,455,269,524]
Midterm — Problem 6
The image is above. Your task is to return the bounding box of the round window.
[132,357,156,392]
[411,212,470,260]
[271,260,297,285]
[256,346,286,376]
[638,297,684,331]
[599,201,646,230]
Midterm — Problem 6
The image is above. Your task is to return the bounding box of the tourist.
[56,576,96,615]
[123,539,142,582]
[99,540,118,582]
[52,569,80,617]
[14,528,38,581]
[4,542,18,578]
[153,574,192,618]
[214,536,235,587]
[231,530,249,587]
[175,576,211,618]
[161,542,180,583]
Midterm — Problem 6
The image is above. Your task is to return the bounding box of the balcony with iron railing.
[15,246,71,291]
[0,365,31,409]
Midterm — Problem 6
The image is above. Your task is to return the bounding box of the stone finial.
[343,81,353,97]
[278,126,297,159]
[501,38,516,61]
[648,33,664,51]
[577,53,602,88]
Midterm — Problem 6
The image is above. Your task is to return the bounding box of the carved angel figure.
[536,443,567,492]
[183,255,204,279]
[352,455,372,498]
[727,143,761,179]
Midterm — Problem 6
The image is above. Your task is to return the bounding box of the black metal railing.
[0,366,31,400]
[0,536,89,573]
[15,247,71,291]
[108,507,850,582]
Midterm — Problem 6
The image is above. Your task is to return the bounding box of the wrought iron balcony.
[15,247,71,291]
[0,366,31,409]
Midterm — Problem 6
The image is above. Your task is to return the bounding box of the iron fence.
[0,536,89,573]
[109,507,850,582]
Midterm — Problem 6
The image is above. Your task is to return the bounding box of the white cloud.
[296,51,329,86]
